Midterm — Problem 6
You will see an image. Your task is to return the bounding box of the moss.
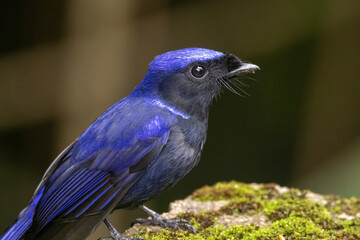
[177,211,218,232]
[262,197,336,229]
[219,199,261,215]
[252,216,329,240]
[129,181,360,240]
[325,196,360,215]
[192,181,269,201]
[134,225,256,240]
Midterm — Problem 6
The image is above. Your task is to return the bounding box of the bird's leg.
[98,218,145,240]
[132,205,196,234]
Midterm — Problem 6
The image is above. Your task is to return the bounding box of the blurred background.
[1,0,360,239]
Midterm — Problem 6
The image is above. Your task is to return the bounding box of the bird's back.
[2,97,183,240]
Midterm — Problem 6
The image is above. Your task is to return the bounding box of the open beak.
[226,63,260,78]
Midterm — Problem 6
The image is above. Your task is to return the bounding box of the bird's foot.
[132,216,196,233]
[98,237,144,240]
[100,218,145,240]
[98,238,144,240]
[134,205,196,234]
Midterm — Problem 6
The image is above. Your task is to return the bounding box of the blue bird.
[1,48,259,240]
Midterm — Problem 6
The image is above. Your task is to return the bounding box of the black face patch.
[196,53,243,80]
[225,54,242,72]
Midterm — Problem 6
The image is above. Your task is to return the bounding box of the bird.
[0,48,259,240]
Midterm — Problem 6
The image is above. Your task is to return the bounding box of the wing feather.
[24,99,174,238]
[28,128,170,236]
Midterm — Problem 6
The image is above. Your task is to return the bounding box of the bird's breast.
[116,123,206,208]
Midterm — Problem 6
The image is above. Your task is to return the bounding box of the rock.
[122,181,360,240]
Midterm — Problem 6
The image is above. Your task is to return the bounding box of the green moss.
[134,225,258,240]
[326,196,360,215]
[219,199,261,215]
[192,181,269,201]
[252,216,328,240]
[262,197,335,229]
[130,182,360,240]
[177,211,218,232]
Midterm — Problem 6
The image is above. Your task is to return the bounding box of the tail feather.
[1,208,33,240]
[1,186,45,240]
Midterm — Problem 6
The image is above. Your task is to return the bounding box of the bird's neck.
[130,74,213,122]
[145,98,190,120]
[163,96,212,123]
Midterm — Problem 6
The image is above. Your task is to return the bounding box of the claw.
[102,218,145,240]
[135,205,196,234]
[98,237,145,240]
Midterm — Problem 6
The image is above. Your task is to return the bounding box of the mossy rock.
[123,181,360,240]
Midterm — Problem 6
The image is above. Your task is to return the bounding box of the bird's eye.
[190,65,207,78]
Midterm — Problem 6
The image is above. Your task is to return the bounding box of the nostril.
[226,54,242,72]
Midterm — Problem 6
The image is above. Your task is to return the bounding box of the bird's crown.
[149,48,224,73]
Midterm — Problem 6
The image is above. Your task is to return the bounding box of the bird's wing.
[31,140,77,200]
[27,110,171,235]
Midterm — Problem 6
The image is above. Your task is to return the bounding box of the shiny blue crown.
[149,48,224,73]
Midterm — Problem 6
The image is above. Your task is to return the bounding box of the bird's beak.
[226,63,260,78]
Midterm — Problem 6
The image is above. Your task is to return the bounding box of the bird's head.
[132,48,259,120]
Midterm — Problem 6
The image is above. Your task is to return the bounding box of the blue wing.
[25,98,172,238]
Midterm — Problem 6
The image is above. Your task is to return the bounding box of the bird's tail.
[0,205,34,240]
[1,187,44,240]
